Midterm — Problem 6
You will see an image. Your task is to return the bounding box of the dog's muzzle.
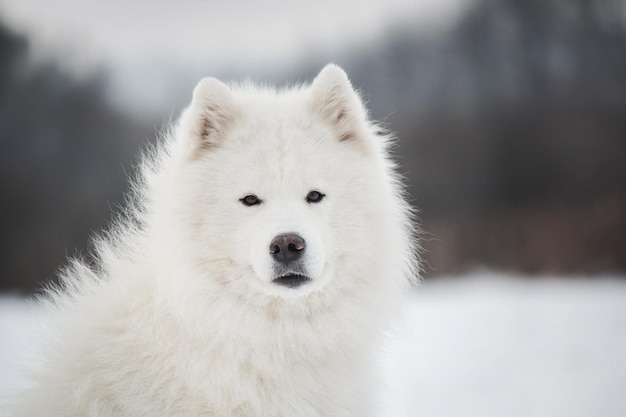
[269,233,311,288]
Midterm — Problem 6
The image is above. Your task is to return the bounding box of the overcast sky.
[0,0,473,113]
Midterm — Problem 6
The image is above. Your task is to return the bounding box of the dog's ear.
[309,64,367,142]
[181,77,236,149]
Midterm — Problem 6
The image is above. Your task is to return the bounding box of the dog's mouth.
[272,273,311,289]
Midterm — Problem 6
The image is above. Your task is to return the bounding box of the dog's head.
[156,65,412,301]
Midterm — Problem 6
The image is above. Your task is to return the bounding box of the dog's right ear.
[179,77,236,150]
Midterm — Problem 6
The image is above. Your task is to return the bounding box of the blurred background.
[2,0,625,292]
[1,1,626,415]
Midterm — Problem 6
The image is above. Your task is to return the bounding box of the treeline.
[1,0,626,292]
[0,23,153,292]
[342,0,626,275]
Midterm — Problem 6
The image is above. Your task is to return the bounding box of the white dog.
[9,64,419,417]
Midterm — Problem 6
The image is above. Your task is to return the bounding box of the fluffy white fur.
[8,64,419,417]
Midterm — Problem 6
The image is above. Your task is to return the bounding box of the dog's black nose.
[269,233,305,263]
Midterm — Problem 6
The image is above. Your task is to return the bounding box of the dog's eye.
[240,194,262,206]
[306,190,325,204]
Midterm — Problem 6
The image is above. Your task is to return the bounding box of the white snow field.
[1,274,626,417]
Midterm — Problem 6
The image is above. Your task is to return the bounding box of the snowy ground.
[1,274,626,416]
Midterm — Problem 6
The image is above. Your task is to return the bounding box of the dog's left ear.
[309,64,367,142]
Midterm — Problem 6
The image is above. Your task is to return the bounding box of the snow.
[381,274,626,417]
[2,274,626,416]
[0,295,47,408]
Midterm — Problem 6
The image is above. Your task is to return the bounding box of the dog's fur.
[9,64,418,417]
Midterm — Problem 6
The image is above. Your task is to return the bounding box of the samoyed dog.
[9,64,418,417]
